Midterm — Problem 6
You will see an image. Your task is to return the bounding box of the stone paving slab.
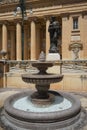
[0,89,87,130]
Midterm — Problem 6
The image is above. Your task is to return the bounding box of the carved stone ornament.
[69,43,83,60]
[69,43,83,51]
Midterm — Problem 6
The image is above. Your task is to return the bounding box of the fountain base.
[31,91,55,105]
[0,91,85,130]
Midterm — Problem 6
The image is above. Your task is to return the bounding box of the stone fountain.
[0,51,86,130]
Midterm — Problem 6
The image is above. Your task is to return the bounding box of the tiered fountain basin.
[0,52,84,130]
[22,61,63,103]
[22,73,63,84]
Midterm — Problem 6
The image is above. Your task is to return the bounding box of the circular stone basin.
[13,93,72,112]
[3,91,81,125]
[22,74,63,84]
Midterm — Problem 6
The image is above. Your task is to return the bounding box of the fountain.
[0,16,86,130]
[0,51,86,130]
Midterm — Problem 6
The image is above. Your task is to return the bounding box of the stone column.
[0,27,2,59]
[10,28,16,60]
[30,20,36,60]
[46,18,50,56]
[16,22,22,60]
[36,24,41,59]
[24,27,28,60]
[2,23,8,56]
[62,14,71,59]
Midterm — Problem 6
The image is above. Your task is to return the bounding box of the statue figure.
[48,16,61,53]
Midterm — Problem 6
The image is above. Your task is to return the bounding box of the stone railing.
[0,59,87,75]
[0,59,87,72]
[56,59,87,65]
[0,59,87,88]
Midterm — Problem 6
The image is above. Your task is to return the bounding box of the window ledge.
[71,29,80,33]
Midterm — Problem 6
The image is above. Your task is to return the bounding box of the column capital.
[28,16,38,23]
[61,13,70,21]
[44,15,51,21]
[14,18,22,24]
[82,11,87,19]
[61,13,70,17]
[0,20,9,25]
[14,18,29,26]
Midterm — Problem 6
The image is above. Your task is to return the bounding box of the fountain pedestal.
[22,52,63,104]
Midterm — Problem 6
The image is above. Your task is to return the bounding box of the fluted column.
[10,28,16,60]
[30,20,36,60]
[2,23,8,54]
[46,18,50,56]
[24,27,28,60]
[16,22,22,60]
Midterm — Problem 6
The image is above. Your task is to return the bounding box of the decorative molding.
[69,43,83,60]
[69,43,83,51]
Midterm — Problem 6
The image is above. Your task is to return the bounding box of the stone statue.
[48,16,61,53]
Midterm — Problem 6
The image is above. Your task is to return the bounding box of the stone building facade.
[0,0,87,91]
[0,0,87,60]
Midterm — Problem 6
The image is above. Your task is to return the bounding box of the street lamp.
[13,0,27,60]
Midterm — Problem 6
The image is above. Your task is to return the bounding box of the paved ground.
[0,88,87,130]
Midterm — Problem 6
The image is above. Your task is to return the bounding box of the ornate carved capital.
[28,16,38,23]
[0,20,9,25]
[69,43,83,51]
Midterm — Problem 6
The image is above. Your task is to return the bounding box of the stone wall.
[6,70,87,92]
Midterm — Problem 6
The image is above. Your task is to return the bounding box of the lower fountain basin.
[0,91,82,130]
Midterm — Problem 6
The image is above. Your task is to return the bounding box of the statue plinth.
[46,53,60,61]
